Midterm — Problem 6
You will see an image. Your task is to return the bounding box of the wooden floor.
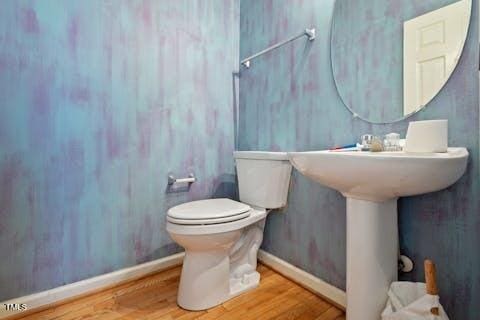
[17,264,345,320]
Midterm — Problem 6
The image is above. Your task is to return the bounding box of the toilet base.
[178,259,261,311]
[175,218,266,311]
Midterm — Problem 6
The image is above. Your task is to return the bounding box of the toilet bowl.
[166,151,292,310]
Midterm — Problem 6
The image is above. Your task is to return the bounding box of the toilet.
[166,151,292,310]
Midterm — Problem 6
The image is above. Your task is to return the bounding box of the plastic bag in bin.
[382,260,449,320]
[381,282,448,320]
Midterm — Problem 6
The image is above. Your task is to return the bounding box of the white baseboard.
[257,249,346,309]
[1,249,345,319]
[0,252,185,319]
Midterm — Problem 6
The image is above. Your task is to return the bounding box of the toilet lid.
[167,199,251,225]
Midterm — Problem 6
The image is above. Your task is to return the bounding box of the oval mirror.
[331,0,472,124]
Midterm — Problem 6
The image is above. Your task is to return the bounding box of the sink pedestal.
[346,198,398,320]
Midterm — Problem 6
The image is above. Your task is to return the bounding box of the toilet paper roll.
[405,120,448,153]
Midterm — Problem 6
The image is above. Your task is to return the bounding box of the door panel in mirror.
[404,0,471,115]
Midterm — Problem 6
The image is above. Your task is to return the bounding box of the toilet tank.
[234,151,292,209]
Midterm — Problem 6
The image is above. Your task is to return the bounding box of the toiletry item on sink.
[405,120,448,153]
[361,134,374,150]
[329,143,363,152]
[330,143,358,150]
[384,133,402,151]
[359,134,384,152]
[370,136,384,152]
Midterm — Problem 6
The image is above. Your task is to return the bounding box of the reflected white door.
[404,0,471,115]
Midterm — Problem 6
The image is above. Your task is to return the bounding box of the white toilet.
[166,151,292,310]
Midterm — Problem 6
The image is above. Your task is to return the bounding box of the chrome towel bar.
[241,28,316,68]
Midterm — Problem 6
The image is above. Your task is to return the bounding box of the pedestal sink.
[288,148,468,320]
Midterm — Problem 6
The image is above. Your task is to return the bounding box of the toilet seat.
[167,198,251,225]
[167,211,251,225]
[167,207,267,236]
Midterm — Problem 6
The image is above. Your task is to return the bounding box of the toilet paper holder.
[168,173,196,186]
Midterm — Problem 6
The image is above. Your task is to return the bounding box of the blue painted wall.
[239,0,479,319]
[1,1,478,318]
[0,0,239,300]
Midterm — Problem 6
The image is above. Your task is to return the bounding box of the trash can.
[382,260,449,320]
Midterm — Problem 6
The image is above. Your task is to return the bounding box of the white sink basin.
[288,148,468,202]
[287,147,468,320]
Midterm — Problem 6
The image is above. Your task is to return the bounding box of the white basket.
[381,282,449,320]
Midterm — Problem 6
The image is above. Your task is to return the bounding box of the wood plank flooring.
[16,264,345,320]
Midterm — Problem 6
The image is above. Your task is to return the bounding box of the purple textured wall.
[0,0,239,300]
